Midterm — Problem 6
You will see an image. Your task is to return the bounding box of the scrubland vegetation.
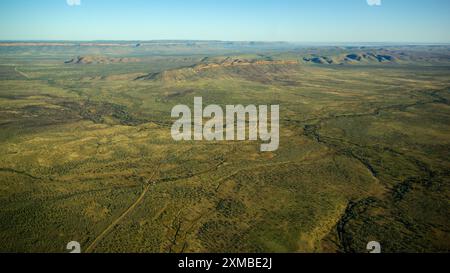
[0,42,449,252]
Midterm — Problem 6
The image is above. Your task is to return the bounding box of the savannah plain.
[0,41,449,253]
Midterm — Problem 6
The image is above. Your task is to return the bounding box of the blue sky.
[0,0,449,43]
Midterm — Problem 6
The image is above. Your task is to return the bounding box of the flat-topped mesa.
[302,52,399,65]
[193,58,299,72]
[64,56,140,65]
[135,58,299,81]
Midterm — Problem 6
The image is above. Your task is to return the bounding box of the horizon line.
[0,39,450,46]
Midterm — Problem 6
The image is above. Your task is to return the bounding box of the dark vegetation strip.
[157,159,225,184]
[0,168,41,180]
[336,197,378,253]
[299,88,450,252]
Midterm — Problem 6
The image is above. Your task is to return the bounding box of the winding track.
[85,166,160,253]
[14,66,30,79]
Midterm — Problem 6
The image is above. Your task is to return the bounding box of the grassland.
[0,42,449,253]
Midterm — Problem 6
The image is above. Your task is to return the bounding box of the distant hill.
[192,57,298,71]
[302,52,399,65]
[65,56,140,65]
[135,57,299,83]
